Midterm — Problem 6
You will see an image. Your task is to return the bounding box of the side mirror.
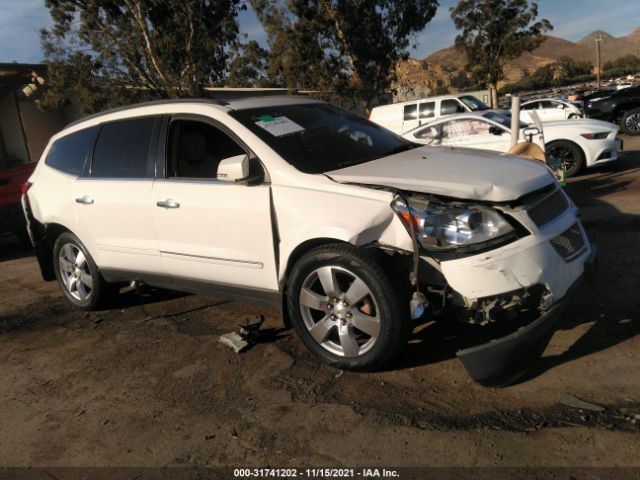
[523,126,540,137]
[557,104,565,109]
[217,154,249,182]
[489,126,504,136]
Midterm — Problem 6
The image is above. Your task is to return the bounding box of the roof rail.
[65,98,229,129]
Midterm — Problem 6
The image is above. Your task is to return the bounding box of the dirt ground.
[1,136,639,478]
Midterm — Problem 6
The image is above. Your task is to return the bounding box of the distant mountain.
[394,28,640,101]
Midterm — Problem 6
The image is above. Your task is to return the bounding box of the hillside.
[394,28,640,100]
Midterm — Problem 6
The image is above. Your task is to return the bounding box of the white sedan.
[402,110,621,177]
[520,98,583,123]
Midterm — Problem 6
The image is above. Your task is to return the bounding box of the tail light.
[21,181,32,196]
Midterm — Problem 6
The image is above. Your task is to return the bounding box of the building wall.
[18,100,66,162]
[0,93,29,166]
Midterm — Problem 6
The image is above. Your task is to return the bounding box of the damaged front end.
[390,185,596,386]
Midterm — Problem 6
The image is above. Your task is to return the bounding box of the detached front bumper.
[456,244,597,386]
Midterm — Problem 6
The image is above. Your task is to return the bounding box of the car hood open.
[325,146,555,202]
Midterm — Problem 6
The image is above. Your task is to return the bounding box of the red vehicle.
[0,164,35,244]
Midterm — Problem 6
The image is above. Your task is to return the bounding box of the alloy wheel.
[58,243,93,302]
[298,266,380,357]
[548,144,576,171]
[625,113,640,133]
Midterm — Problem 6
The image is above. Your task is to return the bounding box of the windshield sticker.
[255,116,304,137]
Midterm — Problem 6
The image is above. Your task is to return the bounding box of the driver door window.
[166,120,244,179]
[439,119,509,151]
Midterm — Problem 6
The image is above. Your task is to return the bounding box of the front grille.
[527,187,569,227]
[550,222,586,260]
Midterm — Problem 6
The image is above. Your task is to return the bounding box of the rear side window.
[419,102,435,119]
[45,127,97,176]
[403,104,418,121]
[91,118,155,178]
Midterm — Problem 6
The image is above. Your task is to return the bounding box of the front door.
[151,117,278,292]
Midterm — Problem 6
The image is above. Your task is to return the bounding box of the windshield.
[482,111,528,129]
[459,95,490,111]
[229,103,416,174]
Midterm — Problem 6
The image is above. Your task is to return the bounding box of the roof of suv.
[64,95,321,131]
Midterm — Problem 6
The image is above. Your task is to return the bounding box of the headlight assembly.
[580,132,610,139]
[391,195,515,251]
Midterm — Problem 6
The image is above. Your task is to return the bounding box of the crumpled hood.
[325,146,555,202]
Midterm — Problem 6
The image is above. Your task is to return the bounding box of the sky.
[1,0,639,64]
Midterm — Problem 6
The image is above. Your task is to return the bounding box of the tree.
[252,0,439,114]
[41,0,243,112]
[227,41,271,87]
[555,56,592,78]
[603,54,640,76]
[450,0,552,107]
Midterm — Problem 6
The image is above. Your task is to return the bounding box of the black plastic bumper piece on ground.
[456,244,597,387]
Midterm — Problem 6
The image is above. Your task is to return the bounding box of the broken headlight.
[391,195,514,250]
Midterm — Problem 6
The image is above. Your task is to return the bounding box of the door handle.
[75,195,94,205]
[156,199,180,209]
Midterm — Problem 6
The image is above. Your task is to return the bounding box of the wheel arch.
[613,101,640,120]
[546,138,587,169]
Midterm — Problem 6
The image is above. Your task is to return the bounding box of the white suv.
[23,96,595,384]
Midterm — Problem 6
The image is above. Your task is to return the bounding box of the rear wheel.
[286,244,411,371]
[546,140,584,178]
[53,232,112,310]
[620,108,640,135]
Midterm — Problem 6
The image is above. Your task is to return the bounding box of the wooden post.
[596,34,602,90]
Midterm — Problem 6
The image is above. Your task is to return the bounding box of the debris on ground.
[560,393,605,412]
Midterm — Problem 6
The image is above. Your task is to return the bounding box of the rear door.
[150,116,278,292]
[73,117,161,275]
[401,102,420,133]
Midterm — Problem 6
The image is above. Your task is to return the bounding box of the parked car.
[0,163,36,244]
[369,94,490,134]
[403,110,621,177]
[23,97,595,385]
[584,86,640,135]
[520,98,583,123]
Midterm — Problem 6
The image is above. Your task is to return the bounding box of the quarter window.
[91,118,155,178]
[166,120,245,179]
[45,127,97,176]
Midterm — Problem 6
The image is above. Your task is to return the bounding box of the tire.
[53,232,112,310]
[620,108,640,135]
[286,243,411,371]
[546,140,585,178]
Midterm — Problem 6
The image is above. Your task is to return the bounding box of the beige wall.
[18,100,66,162]
[0,93,29,166]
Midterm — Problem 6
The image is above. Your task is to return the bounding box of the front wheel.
[53,232,112,310]
[286,244,411,371]
[620,108,640,135]
[546,140,585,178]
